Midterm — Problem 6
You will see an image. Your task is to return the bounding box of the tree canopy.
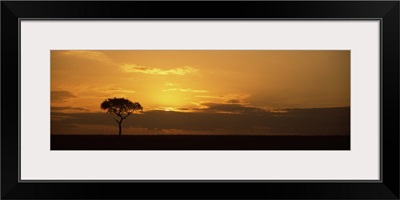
[101,97,143,118]
[100,97,143,136]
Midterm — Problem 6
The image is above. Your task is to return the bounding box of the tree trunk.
[118,122,122,137]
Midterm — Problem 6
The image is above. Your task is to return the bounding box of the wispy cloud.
[121,64,197,75]
[97,85,136,94]
[226,99,241,104]
[51,106,89,111]
[51,91,77,102]
[198,102,266,114]
[55,84,136,98]
[196,94,250,103]
[195,95,226,100]
[165,82,180,87]
[60,51,113,64]
[162,88,208,93]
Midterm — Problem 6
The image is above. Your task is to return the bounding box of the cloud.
[165,82,180,87]
[55,85,136,99]
[51,91,76,101]
[51,107,350,136]
[226,99,241,104]
[195,94,250,102]
[121,64,197,75]
[51,106,89,111]
[198,102,265,114]
[195,95,225,100]
[60,51,112,64]
[162,88,208,93]
[177,107,192,111]
[98,85,136,94]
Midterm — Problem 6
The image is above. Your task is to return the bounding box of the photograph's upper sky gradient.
[51,50,350,135]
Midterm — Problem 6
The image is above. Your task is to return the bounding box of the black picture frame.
[1,1,399,199]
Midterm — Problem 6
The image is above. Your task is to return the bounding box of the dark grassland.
[51,135,350,150]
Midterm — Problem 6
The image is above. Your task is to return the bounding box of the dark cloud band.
[51,107,350,136]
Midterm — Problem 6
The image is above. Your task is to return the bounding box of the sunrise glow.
[51,50,350,135]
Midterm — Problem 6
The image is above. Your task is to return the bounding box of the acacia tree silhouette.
[100,97,143,136]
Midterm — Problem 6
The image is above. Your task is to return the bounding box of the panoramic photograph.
[51,50,350,150]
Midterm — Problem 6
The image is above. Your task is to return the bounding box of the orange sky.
[51,50,350,135]
[51,50,350,112]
